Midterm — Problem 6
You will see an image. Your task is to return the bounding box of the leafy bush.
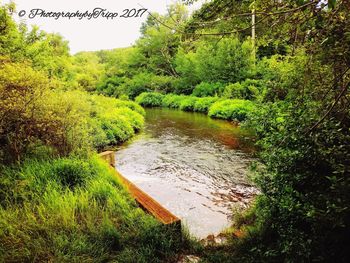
[114,99,145,116]
[135,92,165,107]
[52,158,96,189]
[116,107,144,131]
[179,97,199,111]
[223,81,260,100]
[239,100,350,262]
[193,97,219,113]
[100,111,135,145]
[208,99,255,121]
[192,82,225,97]
[256,55,305,102]
[52,91,145,151]
[120,73,175,99]
[0,61,81,163]
[162,94,186,109]
[0,61,145,163]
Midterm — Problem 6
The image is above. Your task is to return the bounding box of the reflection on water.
[115,108,258,238]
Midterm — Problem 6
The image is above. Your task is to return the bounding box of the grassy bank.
[135,92,255,122]
[0,155,181,262]
[55,91,145,152]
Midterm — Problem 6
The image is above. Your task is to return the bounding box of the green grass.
[0,155,181,262]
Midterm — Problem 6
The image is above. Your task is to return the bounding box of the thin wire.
[137,1,319,37]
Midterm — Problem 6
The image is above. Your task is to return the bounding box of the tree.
[136,3,189,76]
[0,61,63,163]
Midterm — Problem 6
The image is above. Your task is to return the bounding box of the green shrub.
[223,82,259,100]
[115,107,144,132]
[114,99,146,116]
[120,73,175,99]
[162,94,186,109]
[193,97,219,113]
[52,158,96,189]
[100,113,135,144]
[179,97,199,111]
[208,99,255,121]
[135,92,164,107]
[192,82,225,97]
[0,62,78,163]
[59,92,145,150]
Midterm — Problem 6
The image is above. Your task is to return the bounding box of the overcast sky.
[4,0,204,54]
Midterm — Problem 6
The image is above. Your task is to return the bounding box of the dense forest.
[1,0,349,262]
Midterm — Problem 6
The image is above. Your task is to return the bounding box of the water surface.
[115,108,258,238]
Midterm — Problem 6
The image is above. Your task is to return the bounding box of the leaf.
[328,0,336,9]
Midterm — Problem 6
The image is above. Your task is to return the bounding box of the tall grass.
[0,156,180,262]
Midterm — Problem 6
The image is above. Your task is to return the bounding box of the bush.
[0,63,145,163]
[100,112,135,145]
[192,82,225,97]
[49,91,145,152]
[208,99,255,121]
[113,99,146,116]
[135,92,164,107]
[193,97,219,113]
[120,73,175,99]
[52,158,96,189]
[239,100,350,262]
[179,97,199,111]
[0,62,84,163]
[162,94,186,109]
[223,82,259,100]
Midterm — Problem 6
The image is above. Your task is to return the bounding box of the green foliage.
[192,82,224,97]
[0,66,144,163]
[0,61,73,163]
[0,3,26,60]
[208,99,255,122]
[194,38,254,84]
[136,4,188,76]
[120,72,175,99]
[70,52,105,91]
[174,48,201,93]
[193,97,219,113]
[162,94,187,108]
[58,91,145,150]
[223,81,260,100]
[240,100,350,262]
[135,92,165,107]
[257,55,306,102]
[0,156,180,262]
[52,158,96,189]
[179,96,199,111]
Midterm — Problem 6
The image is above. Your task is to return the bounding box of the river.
[115,108,258,239]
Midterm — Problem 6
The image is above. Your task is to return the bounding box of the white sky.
[3,0,204,54]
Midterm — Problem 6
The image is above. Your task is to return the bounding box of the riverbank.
[0,155,184,262]
[135,92,256,122]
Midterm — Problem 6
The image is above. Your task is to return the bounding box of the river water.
[115,108,258,238]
